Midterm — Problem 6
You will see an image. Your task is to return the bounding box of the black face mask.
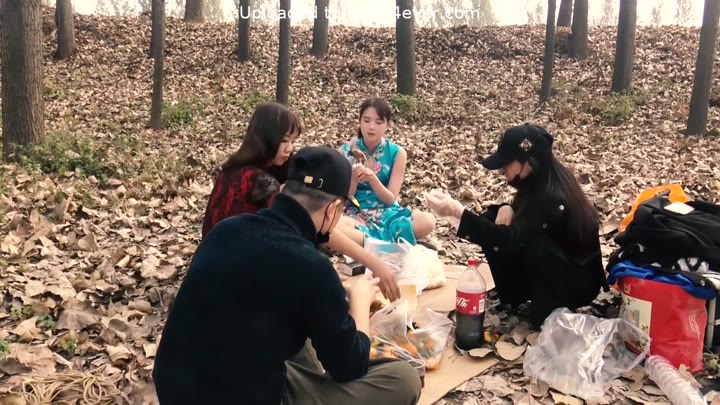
[315,202,338,247]
[507,160,540,190]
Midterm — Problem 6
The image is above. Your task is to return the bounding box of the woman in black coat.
[426,124,609,329]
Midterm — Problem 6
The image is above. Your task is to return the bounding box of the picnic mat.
[341,264,498,405]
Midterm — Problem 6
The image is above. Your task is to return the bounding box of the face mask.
[315,201,339,246]
[507,161,537,189]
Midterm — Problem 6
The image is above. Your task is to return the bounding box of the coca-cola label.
[456,291,487,315]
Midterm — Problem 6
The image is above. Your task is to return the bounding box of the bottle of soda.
[455,258,487,350]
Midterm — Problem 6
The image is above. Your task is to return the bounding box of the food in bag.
[368,300,453,370]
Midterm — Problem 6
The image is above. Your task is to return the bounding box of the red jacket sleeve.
[201,168,280,238]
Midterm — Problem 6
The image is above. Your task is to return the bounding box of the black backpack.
[607,196,720,284]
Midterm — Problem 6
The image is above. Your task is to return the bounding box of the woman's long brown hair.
[221,102,302,177]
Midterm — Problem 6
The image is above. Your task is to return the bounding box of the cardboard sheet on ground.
[341,263,497,404]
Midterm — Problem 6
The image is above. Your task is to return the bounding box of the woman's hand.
[425,190,464,219]
[368,262,401,302]
[495,205,514,226]
[353,164,367,183]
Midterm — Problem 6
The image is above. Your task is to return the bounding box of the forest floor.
[2,8,720,404]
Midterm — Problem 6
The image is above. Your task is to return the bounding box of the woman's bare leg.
[335,215,365,246]
[411,211,436,240]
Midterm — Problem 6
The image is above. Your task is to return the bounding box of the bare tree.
[540,0,556,103]
[184,0,203,22]
[1,0,44,160]
[150,0,165,130]
[557,0,572,26]
[310,0,329,57]
[569,0,588,60]
[611,0,637,93]
[687,0,720,135]
[276,0,290,105]
[396,0,416,95]
[55,0,76,59]
[238,0,250,61]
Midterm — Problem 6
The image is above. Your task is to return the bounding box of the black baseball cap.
[288,146,361,210]
[480,123,554,170]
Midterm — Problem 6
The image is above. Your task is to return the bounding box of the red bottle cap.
[468,259,477,266]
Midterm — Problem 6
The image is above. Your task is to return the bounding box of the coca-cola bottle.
[455,259,487,350]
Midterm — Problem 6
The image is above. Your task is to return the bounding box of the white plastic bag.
[364,238,431,293]
[523,308,651,401]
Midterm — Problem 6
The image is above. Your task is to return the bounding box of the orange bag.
[618,184,690,232]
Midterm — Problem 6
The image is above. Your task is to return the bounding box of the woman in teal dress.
[338,97,436,246]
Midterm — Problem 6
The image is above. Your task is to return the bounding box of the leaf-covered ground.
[2,8,720,404]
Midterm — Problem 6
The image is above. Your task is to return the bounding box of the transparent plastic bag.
[369,300,453,369]
[407,308,453,369]
[364,238,431,293]
[523,308,651,400]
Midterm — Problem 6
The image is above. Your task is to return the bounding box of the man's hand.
[369,263,400,302]
[495,205,514,226]
[348,274,381,311]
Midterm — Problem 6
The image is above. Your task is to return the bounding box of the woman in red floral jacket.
[201,102,401,301]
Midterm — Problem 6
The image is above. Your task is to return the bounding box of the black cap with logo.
[480,123,554,170]
[288,146,361,210]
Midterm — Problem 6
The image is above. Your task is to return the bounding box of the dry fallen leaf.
[529,379,550,397]
[468,348,493,358]
[526,332,539,346]
[495,341,527,361]
[550,391,583,405]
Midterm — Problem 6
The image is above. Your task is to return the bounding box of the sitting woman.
[202,101,401,301]
[426,124,609,329]
[338,97,436,246]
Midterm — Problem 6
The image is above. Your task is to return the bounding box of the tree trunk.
[396,0,416,96]
[55,0,76,59]
[1,0,44,161]
[687,0,720,135]
[237,0,250,62]
[150,0,165,130]
[276,0,290,105]
[148,0,163,57]
[569,0,588,59]
[310,0,329,57]
[611,0,637,93]
[557,0,573,26]
[540,0,557,103]
[184,0,203,23]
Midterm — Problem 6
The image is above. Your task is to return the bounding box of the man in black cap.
[153,146,422,405]
[427,124,607,330]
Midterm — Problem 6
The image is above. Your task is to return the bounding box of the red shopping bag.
[618,276,707,373]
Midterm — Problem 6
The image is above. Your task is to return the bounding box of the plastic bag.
[406,307,453,368]
[369,299,453,370]
[619,184,689,233]
[523,308,651,401]
[618,275,707,373]
[365,238,431,293]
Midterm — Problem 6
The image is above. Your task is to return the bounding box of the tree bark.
[1,0,44,160]
[310,0,329,57]
[183,0,203,23]
[569,0,588,59]
[396,0,416,96]
[540,0,556,103]
[55,0,76,59]
[148,0,163,57]
[150,0,165,130]
[237,0,250,62]
[557,0,573,26]
[276,0,290,105]
[611,0,637,93]
[687,0,720,135]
